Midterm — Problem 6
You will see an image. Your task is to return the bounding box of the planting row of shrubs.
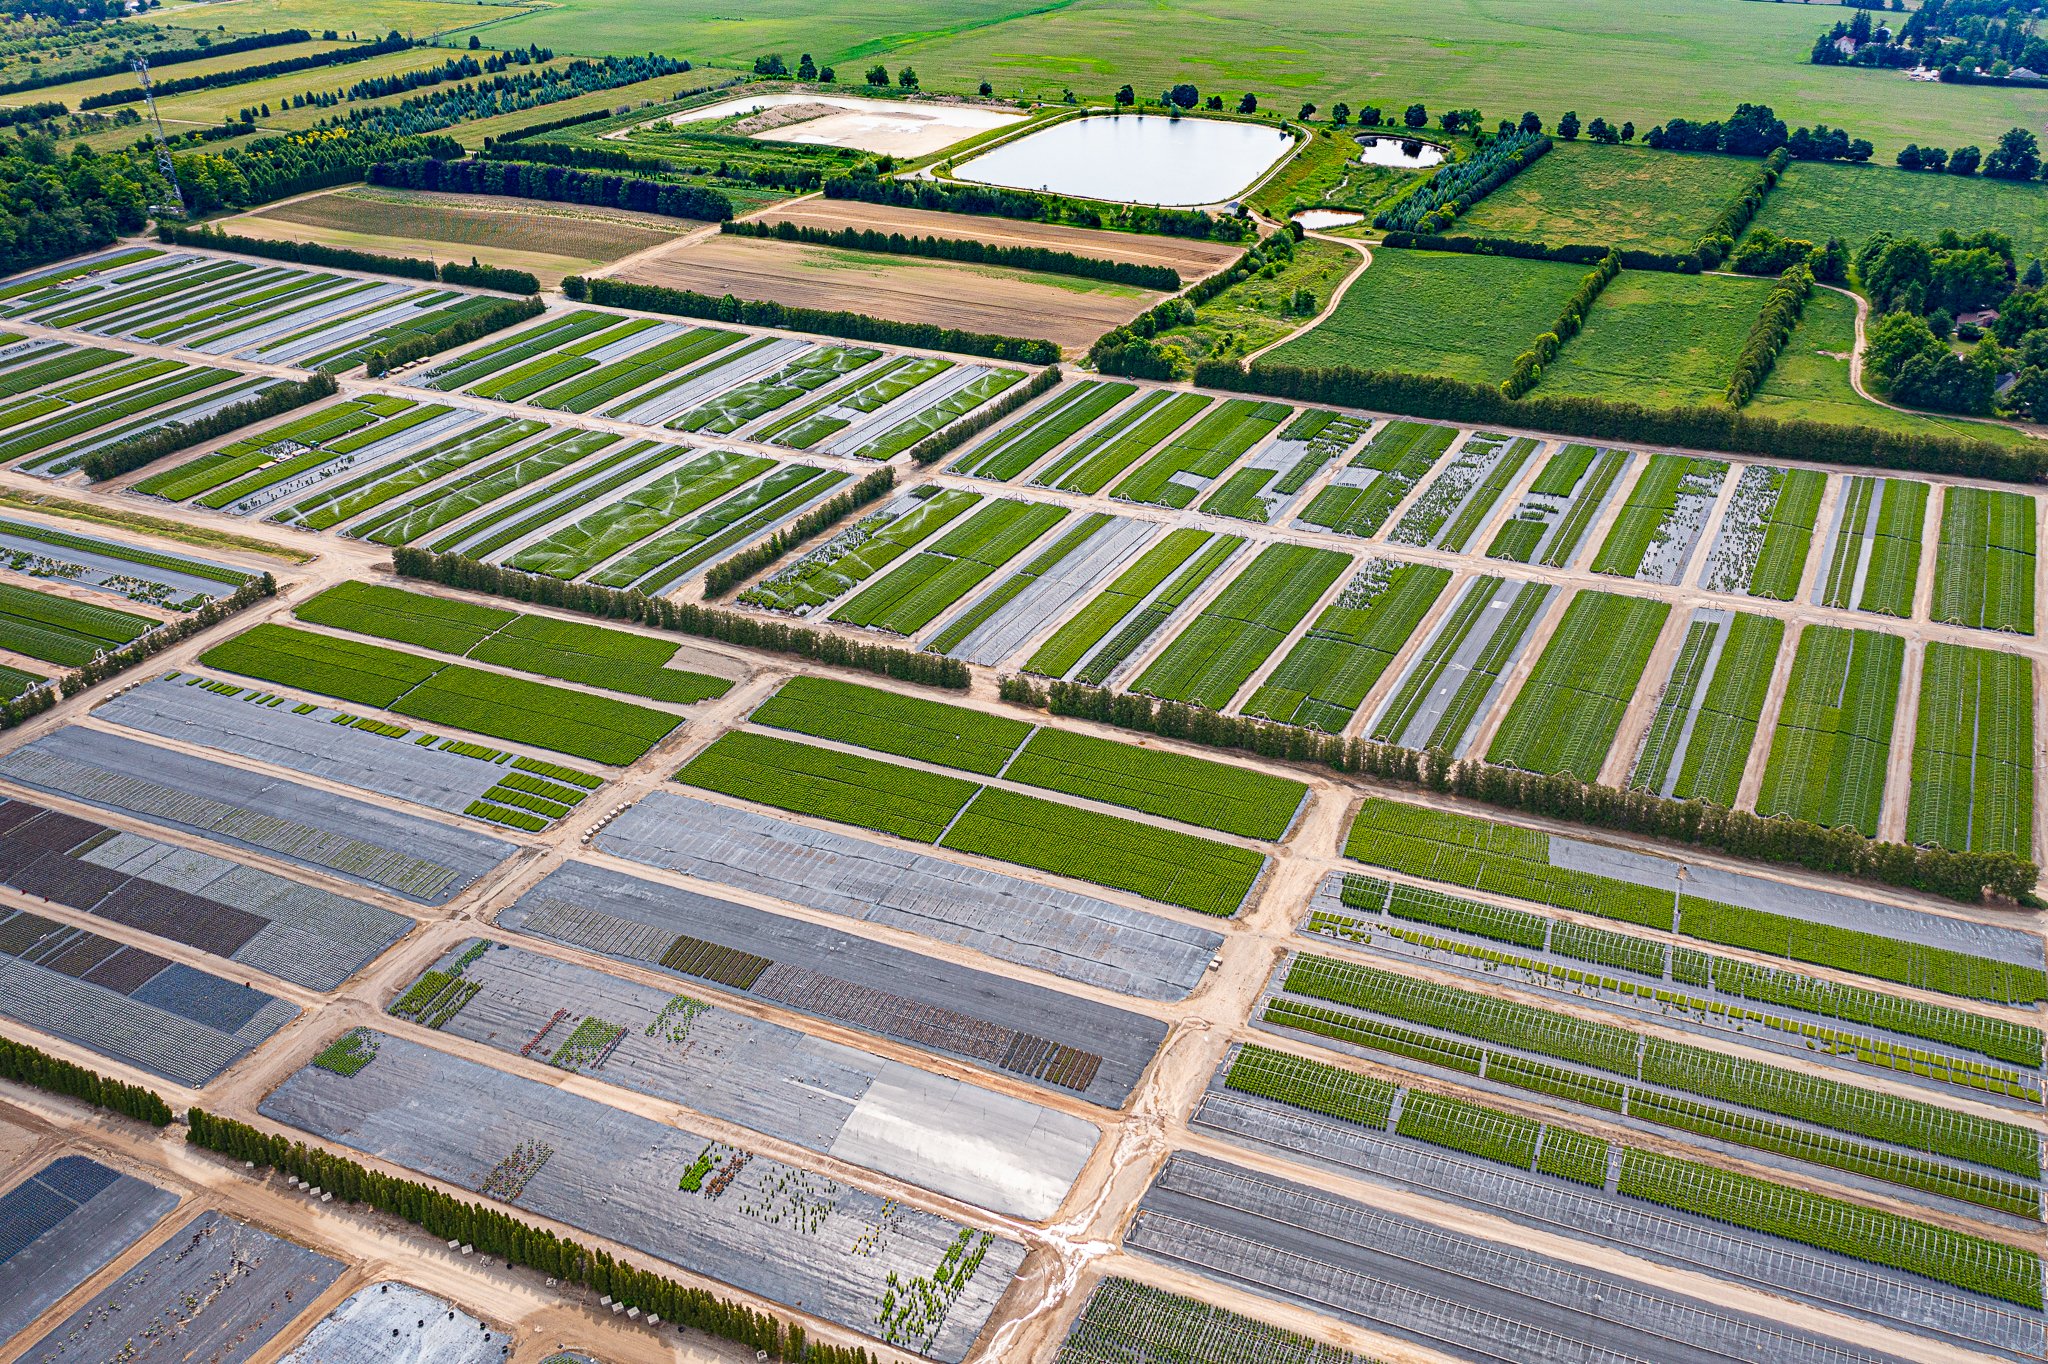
[79,32,410,109]
[1376,129,1550,233]
[395,548,968,689]
[81,374,337,482]
[365,295,546,377]
[907,364,1060,464]
[562,276,1060,364]
[822,171,1257,241]
[703,468,895,596]
[720,219,1181,290]
[1381,230,1703,273]
[155,223,540,293]
[1693,146,1791,269]
[366,156,735,222]
[1188,357,2046,484]
[995,675,2035,904]
[1501,249,1620,398]
[1726,262,1814,405]
[0,1035,172,1125]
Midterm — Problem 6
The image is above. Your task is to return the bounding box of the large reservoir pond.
[952,115,1296,206]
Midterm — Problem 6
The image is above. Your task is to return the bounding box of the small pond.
[1356,135,1445,167]
[951,114,1296,206]
[1292,209,1365,230]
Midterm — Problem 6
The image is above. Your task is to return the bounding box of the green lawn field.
[1534,269,1773,404]
[1455,142,1760,255]
[1744,158,2048,259]
[1267,249,1591,383]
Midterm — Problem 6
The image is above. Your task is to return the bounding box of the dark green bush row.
[1381,230,1701,274]
[1378,129,1550,233]
[478,138,678,175]
[366,295,546,376]
[909,363,1060,464]
[82,375,337,481]
[156,222,437,280]
[1694,146,1790,268]
[1091,226,1297,379]
[395,548,970,688]
[57,576,275,701]
[565,276,1060,364]
[721,219,1181,290]
[79,33,409,109]
[996,675,2037,904]
[0,101,67,127]
[1727,262,1813,406]
[702,468,894,596]
[327,54,690,139]
[0,29,307,96]
[1502,249,1620,397]
[186,1109,874,1362]
[0,1036,171,1125]
[822,171,1256,240]
[438,258,541,294]
[1189,358,2046,484]
[366,156,734,222]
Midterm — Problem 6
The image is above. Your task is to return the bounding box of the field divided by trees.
[1455,143,1769,256]
[1533,271,1776,406]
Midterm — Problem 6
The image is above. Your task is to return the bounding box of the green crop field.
[831,497,1067,635]
[951,380,1135,481]
[751,674,1032,775]
[1371,576,1551,753]
[1630,610,1782,807]
[1909,642,2035,858]
[1456,142,1761,254]
[0,582,152,667]
[1932,487,2036,636]
[1488,444,1631,568]
[742,488,980,614]
[1244,560,1451,732]
[1111,399,1290,509]
[1134,542,1349,710]
[1022,528,1228,680]
[1757,624,1904,837]
[1535,270,1775,405]
[923,512,1108,655]
[1747,158,2048,259]
[1036,389,1211,494]
[1269,249,1590,383]
[1487,590,1670,781]
[1816,476,1928,618]
[1592,454,1728,580]
[1295,420,1458,539]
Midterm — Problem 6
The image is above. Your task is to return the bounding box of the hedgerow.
[1378,130,1551,233]
[721,219,1181,290]
[1501,249,1620,398]
[1725,261,1813,405]
[80,374,337,482]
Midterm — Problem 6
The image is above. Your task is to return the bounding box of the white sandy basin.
[655,92,1023,156]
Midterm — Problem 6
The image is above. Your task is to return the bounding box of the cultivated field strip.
[1198,1051,2044,1347]
[1488,443,1633,568]
[1304,873,2043,1101]
[0,725,513,903]
[1343,797,2047,1001]
[952,379,1135,481]
[1390,431,1539,552]
[279,1283,507,1364]
[595,791,1221,1002]
[0,357,282,477]
[1243,559,1451,732]
[0,1156,179,1345]
[742,486,982,615]
[15,1210,342,1363]
[1202,409,1370,524]
[393,938,1097,1219]
[502,858,1170,1105]
[0,578,152,671]
[0,516,252,611]
[1757,624,1905,837]
[1130,1153,1918,1364]
[1035,389,1212,494]
[0,794,410,991]
[1487,589,1670,780]
[1057,1277,1384,1364]
[1134,542,1350,711]
[1700,464,1825,600]
[832,496,1068,635]
[1814,475,1927,618]
[924,513,1151,663]
[1111,398,1290,509]
[98,673,603,833]
[1296,419,1459,540]
[1630,608,1783,805]
[1933,486,2036,635]
[1592,453,1729,583]
[1370,575,1554,754]
[261,1033,1023,1362]
[1023,528,1244,685]
[1908,641,2036,857]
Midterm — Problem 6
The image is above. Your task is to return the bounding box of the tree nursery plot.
[1488,443,1632,569]
[1456,142,1765,254]
[1022,528,1238,681]
[1908,641,2035,859]
[1814,475,1928,618]
[1486,589,1670,781]
[742,487,981,614]
[1134,542,1350,711]
[1244,559,1451,733]
[831,497,1068,635]
[1756,624,1905,838]
[1269,249,1590,383]
[1296,419,1459,539]
[1932,486,2036,635]
[1537,270,1776,405]
[1631,609,1782,806]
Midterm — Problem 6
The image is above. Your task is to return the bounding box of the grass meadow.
[1269,249,1590,383]
[1746,159,2048,259]
[1455,142,1760,254]
[1534,270,1773,404]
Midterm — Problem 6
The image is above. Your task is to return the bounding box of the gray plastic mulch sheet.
[0,1155,180,1343]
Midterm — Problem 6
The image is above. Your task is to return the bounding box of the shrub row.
[395,548,969,689]
[478,138,678,175]
[0,1035,172,1125]
[1091,226,1297,379]
[0,101,67,127]
[1189,358,2046,484]
[721,219,1181,290]
[822,171,1256,241]
[909,364,1061,464]
[1381,230,1701,274]
[366,295,547,377]
[0,28,307,96]
[995,675,2036,904]
[702,467,895,597]
[157,221,436,280]
[1694,146,1790,268]
[1502,249,1620,398]
[1726,262,1813,406]
[1378,130,1551,233]
[565,276,1060,364]
[366,156,734,222]
[80,33,410,109]
[438,258,541,294]
[185,1109,875,1362]
[81,374,337,482]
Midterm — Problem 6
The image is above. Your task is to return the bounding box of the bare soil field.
[229,187,693,286]
[612,233,1162,349]
[755,197,1245,279]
